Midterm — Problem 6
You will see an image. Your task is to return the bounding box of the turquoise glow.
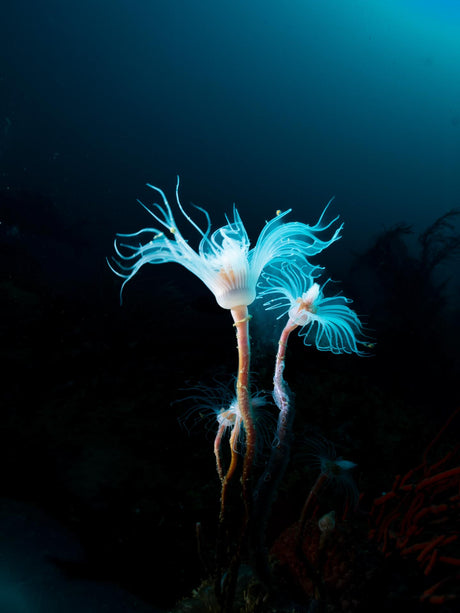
[406,0,460,17]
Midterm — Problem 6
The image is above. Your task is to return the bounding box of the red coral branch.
[368,407,460,604]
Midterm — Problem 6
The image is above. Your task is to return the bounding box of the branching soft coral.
[419,208,460,273]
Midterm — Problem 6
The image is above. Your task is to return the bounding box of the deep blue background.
[1,2,460,610]
[1,0,460,267]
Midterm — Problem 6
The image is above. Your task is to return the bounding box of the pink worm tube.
[273,321,298,445]
[219,305,254,520]
[231,305,255,493]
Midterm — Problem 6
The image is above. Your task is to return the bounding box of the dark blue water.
[1,2,459,611]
